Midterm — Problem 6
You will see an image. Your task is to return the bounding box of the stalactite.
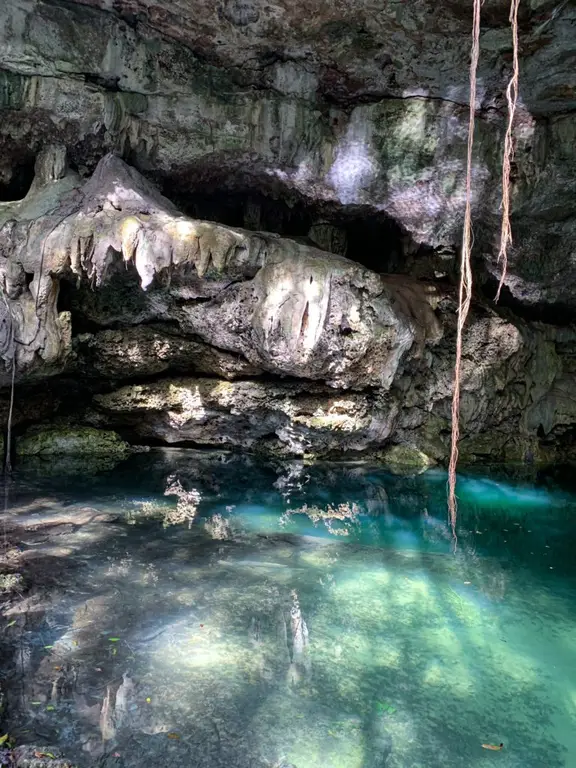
[495,0,521,303]
[447,0,482,535]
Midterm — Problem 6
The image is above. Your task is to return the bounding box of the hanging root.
[0,288,16,475]
[495,0,521,303]
[0,289,15,558]
[4,352,15,475]
[447,0,482,534]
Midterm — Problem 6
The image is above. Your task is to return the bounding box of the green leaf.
[44,645,54,650]
[46,705,55,711]
[108,638,120,642]
[31,701,42,706]
[6,620,16,628]
[44,753,56,759]
[0,734,8,745]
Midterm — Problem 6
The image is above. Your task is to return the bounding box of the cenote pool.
[1,450,576,768]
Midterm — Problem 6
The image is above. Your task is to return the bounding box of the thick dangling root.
[447,0,482,536]
[495,0,521,303]
[5,355,15,475]
[0,287,15,475]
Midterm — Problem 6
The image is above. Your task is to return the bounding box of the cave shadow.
[0,151,36,203]
[153,164,432,278]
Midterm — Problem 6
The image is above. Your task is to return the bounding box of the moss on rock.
[16,426,131,458]
[379,444,435,473]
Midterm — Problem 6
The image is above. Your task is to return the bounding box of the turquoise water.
[1,450,576,767]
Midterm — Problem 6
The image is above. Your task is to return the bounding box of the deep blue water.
[1,450,576,767]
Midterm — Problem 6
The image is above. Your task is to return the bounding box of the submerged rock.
[0,572,23,594]
[11,746,72,768]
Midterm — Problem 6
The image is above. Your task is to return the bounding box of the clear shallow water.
[1,450,576,768]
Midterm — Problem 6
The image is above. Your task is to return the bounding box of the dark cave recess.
[168,183,439,276]
[0,156,36,202]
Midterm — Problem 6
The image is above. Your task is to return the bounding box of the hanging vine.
[448,0,521,531]
[495,0,521,303]
[0,287,15,475]
[447,0,482,534]
[0,286,15,558]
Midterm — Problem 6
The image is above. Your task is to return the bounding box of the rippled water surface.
[1,451,576,768]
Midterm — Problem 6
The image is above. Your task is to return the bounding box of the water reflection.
[0,451,575,767]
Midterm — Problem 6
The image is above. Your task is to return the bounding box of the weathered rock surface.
[0,0,576,312]
[90,309,576,463]
[0,151,441,390]
[0,150,574,463]
[92,377,396,456]
[72,326,262,381]
[12,745,72,768]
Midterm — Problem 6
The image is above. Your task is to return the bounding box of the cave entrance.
[168,185,430,276]
[0,156,36,202]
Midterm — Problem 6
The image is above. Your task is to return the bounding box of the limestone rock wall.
[1,0,576,311]
[1,0,576,464]
[0,152,574,463]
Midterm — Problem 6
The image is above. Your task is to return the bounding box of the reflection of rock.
[96,671,170,745]
[281,502,360,535]
[113,672,135,730]
[273,461,309,503]
[163,474,201,526]
[99,685,116,742]
[101,448,569,534]
[287,590,311,686]
[205,513,234,540]
[15,454,129,477]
